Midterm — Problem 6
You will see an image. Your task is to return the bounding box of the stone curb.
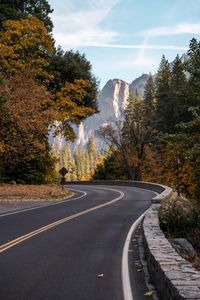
[143,203,200,300]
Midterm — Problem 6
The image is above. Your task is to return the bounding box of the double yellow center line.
[0,189,124,254]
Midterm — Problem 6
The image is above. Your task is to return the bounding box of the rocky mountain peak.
[51,73,150,151]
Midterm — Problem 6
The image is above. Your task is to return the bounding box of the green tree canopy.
[49,48,99,112]
[0,0,53,31]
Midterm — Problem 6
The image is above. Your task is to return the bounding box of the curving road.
[0,185,156,300]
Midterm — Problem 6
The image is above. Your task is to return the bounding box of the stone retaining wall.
[143,204,200,300]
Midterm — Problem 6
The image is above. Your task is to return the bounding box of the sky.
[48,0,200,88]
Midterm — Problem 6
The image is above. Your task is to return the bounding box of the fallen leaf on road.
[137,269,142,272]
[144,290,156,296]
[128,249,134,252]
[97,273,104,278]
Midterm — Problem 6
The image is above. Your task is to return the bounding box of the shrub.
[159,196,200,252]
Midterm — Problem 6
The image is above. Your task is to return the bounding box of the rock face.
[72,74,148,150]
[50,73,150,151]
[51,54,189,152]
[129,74,149,96]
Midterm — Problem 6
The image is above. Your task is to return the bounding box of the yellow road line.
[0,189,124,254]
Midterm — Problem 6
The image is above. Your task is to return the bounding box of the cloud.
[52,0,121,48]
[52,1,190,52]
[82,43,187,50]
[143,22,200,37]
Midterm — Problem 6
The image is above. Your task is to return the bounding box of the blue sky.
[48,0,200,88]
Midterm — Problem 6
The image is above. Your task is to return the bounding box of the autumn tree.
[0,73,55,183]
[122,91,157,180]
[0,2,99,183]
[97,120,133,179]
[93,149,127,180]
[0,16,54,81]
[54,79,96,140]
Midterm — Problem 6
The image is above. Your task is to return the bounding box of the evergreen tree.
[87,136,98,174]
[155,55,172,133]
[74,145,85,180]
[59,146,77,181]
[143,73,155,121]
[171,55,187,126]
[185,38,200,109]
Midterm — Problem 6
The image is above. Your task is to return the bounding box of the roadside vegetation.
[159,194,200,270]
[0,184,71,201]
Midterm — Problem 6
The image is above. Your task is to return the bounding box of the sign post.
[59,167,68,190]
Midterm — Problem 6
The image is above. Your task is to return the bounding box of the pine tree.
[185,38,200,108]
[74,145,85,180]
[143,73,155,121]
[171,55,187,126]
[87,136,98,174]
[155,55,172,133]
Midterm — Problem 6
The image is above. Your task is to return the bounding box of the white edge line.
[0,189,87,218]
[122,210,148,300]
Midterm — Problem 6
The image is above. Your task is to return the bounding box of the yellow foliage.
[54,79,95,139]
[0,16,54,82]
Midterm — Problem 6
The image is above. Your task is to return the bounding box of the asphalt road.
[0,185,156,300]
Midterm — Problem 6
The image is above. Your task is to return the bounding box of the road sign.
[59,167,68,176]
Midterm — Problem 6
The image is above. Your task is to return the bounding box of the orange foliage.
[0,73,53,166]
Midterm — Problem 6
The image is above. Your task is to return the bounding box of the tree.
[155,55,172,133]
[74,145,85,180]
[123,93,157,180]
[54,79,96,141]
[54,145,77,181]
[0,73,55,183]
[144,73,155,119]
[0,16,54,82]
[86,136,98,174]
[49,48,99,112]
[97,121,134,179]
[184,38,200,114]
[93,149,127,180]
[0,0,53,32]
[171,55,187,126]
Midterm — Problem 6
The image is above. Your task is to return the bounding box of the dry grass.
[0,184,72,201]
